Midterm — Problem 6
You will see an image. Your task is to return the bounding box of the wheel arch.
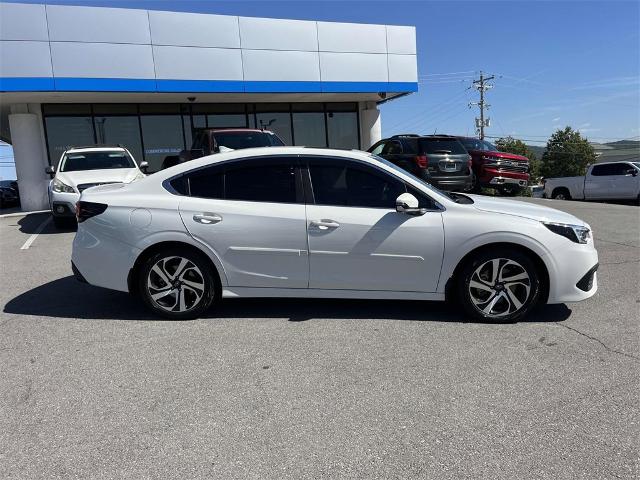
[444,242,550,305]
[127,240,226,296]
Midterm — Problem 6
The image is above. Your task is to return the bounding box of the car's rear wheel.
[138,248,218,319]
[457,249,541,323]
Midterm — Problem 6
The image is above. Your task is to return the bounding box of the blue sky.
[2,0,639,180]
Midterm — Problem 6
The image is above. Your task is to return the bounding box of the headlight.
[52,178,75,193]
[543,222,590,244]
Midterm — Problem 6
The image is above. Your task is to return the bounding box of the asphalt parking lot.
[1,198,638,479]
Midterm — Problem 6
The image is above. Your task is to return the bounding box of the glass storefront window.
[45,116,95,165]
[140,115,185,172]
[207,114,247,128]
[94,116,144,164]
[327,111,359,150]
[292,112,326,147]
[256,112,292,145]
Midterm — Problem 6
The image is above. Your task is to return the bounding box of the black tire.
[551,188,571,200]
[138,247,218,320]
[456,248,542,323]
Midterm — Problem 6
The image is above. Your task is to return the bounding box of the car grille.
[485,161,529,173]
[77,182,118,193]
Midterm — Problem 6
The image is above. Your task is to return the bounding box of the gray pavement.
[1,199,638,479]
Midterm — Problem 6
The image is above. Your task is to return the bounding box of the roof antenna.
[433,128,437,135]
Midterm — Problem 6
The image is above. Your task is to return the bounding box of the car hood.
[468,195,587,226]
[55,168,142,189]
[470,150,529,162]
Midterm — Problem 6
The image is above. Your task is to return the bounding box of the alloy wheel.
[147,256,206,313]
[468,258,531,318]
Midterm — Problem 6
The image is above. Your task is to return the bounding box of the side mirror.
[139,161,149,173]
[626,168,638,177]
[396,193,427,216]
[45,165,55,177]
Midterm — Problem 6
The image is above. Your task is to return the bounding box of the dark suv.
[162,128,285,169]
[368,135,473,191]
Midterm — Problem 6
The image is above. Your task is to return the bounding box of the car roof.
[205,128,276,134]
[65,146,127,153]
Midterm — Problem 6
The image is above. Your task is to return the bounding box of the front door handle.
[310,219,340,230]
[193,213,222,225]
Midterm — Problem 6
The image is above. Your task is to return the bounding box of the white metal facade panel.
[46,4,151,44]
[149,10,240,48]
[153,46,243,80]
[387,54,418,82]
[50,42,155,79]
[319,52,388,82]
[242,50,320,81]
[386,25,416,55]
[317,21,387,53]
[0,3,49,41]
[239,17,318,52]
[0,41,52,77]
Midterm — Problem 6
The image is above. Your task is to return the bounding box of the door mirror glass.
[139,161,149,173]
[45,165,55,176]
[396,193,426,215]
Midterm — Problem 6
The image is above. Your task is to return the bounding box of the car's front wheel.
[457,249,541,322]
[138,248,218,319]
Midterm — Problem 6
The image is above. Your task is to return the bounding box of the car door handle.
[193,213,222,225]
[310,219,340,230]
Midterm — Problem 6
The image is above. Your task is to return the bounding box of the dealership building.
[0,2,418,210]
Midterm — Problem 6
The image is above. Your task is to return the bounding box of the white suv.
[46,146,147,227]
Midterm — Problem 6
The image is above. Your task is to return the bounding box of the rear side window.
[213,131,284,150]
[181,159,298,203]
[418,139,468,155]
[310,163,405,208]
[225,165,296,203]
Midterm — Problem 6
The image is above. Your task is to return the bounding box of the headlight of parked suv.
[52,178,76,193]
[543,222,590,244]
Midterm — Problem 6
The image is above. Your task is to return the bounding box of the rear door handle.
[193,213,222,225]
[310,219,340,230]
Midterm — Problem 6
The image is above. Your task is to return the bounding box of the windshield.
[419,138,468,155]
[60,151,135,172]
[213,131,285,150]
[459,138,497,152]
[633,162,640,169]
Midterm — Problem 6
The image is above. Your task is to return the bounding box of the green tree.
[495,136,541,181]
[539,127,596,178]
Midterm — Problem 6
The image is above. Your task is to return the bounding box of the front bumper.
[489,177,528,188]
[50,191,80,217]
[546,242,599,303]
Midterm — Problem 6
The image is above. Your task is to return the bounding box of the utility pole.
[469,71,494,140]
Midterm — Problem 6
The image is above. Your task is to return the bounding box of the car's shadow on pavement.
[13,212,77,235]
[3,276,573,324]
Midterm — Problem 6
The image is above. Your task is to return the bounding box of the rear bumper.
[424,174,473,191]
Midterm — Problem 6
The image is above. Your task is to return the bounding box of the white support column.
[8,110,50,211]
[359,101,382,150]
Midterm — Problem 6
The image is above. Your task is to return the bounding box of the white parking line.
[20,216,52,250]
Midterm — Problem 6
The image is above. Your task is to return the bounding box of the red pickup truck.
[456,137,530,195]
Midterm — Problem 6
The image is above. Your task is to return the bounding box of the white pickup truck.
[544,161,640,202]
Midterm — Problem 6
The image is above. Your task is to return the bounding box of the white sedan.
[71,147,598,322]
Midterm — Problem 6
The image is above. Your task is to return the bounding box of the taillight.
[76,201,107,223]
[415,155,428,168]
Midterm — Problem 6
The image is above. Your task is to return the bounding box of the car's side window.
[591,164,612,176]
[369,142,385,156]
[381,140,403,155]
[309,161,406,209]
[609,163,631,176]
[225,164,297,203]
[183,159,300,204]
[189,167,224,199]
